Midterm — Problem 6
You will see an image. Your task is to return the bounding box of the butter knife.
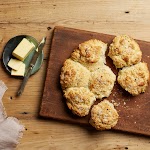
[17,37,46,96]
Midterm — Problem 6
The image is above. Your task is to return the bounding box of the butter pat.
[11,63,25,76]
[8,58,23,70]
[12,38,35,61]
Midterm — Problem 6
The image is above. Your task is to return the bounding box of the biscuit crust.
[89,100,119,130]
[89,65,116,99]
[64,87,96,117]
[117,62,149,96]
[71,39,107,71]
[60,59,90,90]
[108,35,142,68]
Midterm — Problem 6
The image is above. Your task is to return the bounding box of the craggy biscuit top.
[89,100,119,130]
[71,39,107,65]
[60,59,90,90]
[108,35,142,68]
[89,65,116,99]
[117,62,149,96]
[64,87,96,117]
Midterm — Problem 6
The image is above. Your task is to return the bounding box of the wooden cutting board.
[40,26,150,136]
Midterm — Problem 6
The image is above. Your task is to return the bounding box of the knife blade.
[17,37,46,96]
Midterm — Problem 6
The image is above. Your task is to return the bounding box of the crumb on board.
[111,99,120,107]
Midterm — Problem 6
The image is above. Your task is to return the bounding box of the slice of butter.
[11,63,25,76]
[12,38,35,61]
[8,58,23,70]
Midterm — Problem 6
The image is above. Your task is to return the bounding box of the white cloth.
[0,81,24,150]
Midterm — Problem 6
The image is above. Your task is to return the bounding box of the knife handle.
[17,67,32,96]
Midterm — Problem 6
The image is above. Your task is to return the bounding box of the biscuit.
[108,35,142,68]
[71,39,107,71]
[117,62,149,96]
[80,59,104,72]
[89,65,116,99]
[64,87,96,117]
[89,100,119,130]
[60,59,90,90]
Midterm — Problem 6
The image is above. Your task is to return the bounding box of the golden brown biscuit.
[89,100,119,130]
[117,62,149,96]
[64,87,96,117]
[71,39,107,71]
[60,59,90,90]
[89,65,116,99]
[108,35,142,68]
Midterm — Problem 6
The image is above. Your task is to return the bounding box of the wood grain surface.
[0,0,150,150]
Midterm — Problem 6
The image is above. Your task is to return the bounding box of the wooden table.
[0,1,150,149]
